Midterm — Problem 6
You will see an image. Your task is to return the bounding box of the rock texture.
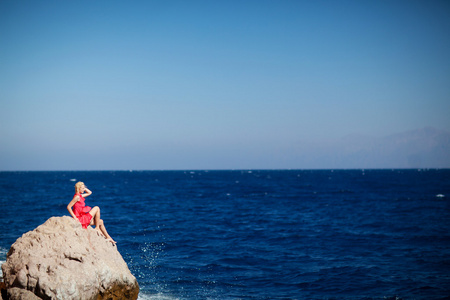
[0,282,5,300]
[1,216,139,300]
[7,288,41,300]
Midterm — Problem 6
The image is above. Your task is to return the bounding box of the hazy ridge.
[314,127,450,169]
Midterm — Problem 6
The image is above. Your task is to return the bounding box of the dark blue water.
[1,170,449,299]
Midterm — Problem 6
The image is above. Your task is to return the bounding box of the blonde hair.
[75,182,84,194]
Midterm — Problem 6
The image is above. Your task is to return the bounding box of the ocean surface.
[0,170,449,299]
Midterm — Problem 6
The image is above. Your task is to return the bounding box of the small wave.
[436,194,445,198]
[1,246,8,280]
[0,246,8,258]
[138,292,179,300]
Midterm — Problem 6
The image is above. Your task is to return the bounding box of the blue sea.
[1,170,449,299]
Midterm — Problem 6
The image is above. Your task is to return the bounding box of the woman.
[67,182,116,245]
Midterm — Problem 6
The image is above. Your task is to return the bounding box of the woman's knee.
[93,206,101,214]
[89,206,100,217]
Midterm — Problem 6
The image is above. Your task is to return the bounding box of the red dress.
[73,193,93,229]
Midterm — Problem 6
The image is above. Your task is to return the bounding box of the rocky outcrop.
[6,288,41,300]
[1,216,139,300]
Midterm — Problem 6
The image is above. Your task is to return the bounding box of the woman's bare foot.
[107,238,117,245]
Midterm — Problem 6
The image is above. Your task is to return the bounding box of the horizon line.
[1,168,449,172]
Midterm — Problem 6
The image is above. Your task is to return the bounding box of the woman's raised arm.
[82,187,92,198]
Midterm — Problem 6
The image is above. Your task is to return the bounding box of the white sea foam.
[0,246,7,259]
[1,247,8,280]
[138,292,179,300]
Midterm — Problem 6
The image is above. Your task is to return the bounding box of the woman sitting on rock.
[67,181,116,245]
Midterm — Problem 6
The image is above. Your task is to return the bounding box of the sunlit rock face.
[1,216,139,300]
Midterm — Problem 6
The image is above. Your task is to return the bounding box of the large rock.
[1,216,139,300]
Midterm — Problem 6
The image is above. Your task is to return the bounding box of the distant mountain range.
[293,127,450,169]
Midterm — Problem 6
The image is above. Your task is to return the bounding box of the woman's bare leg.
[89,206,115,244]
[89,206,101,229]
[98,219,115,243]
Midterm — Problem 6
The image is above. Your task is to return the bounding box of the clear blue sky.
[1,0,449,170]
